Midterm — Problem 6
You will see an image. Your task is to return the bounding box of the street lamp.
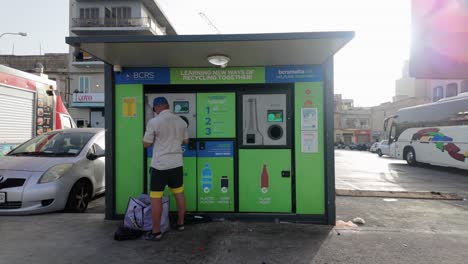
[0,32,27,38]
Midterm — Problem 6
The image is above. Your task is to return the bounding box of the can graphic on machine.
[261,164,269,193]
[202,163,212,193]
[221,176,228,193]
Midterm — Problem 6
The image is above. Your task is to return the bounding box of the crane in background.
[198,12,221,34]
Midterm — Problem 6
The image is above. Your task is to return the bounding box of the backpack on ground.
[123,194,170,233]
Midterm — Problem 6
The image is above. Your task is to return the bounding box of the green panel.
[171,67,265,84]
[239,149,291,213]
[197,157,235,212]
[197,93,236,138]
[295,82,325,214]
[115,84,144,214]
[161,157,197,212]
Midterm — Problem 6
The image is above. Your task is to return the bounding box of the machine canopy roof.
[66,32,354,67]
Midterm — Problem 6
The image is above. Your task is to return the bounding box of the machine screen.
[267,110,283,122]
[174,101,189,114]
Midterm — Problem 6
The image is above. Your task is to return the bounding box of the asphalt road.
[335,149,468,197]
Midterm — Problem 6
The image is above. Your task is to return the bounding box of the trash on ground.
[352,217,366,225]
[383,198,398,202]
[336,220,358,228]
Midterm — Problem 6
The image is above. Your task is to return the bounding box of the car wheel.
[66,181,92,213]
[377,149,383,157]
[406,148,417,166]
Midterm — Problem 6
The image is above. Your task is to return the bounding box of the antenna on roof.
[199,12,221,34]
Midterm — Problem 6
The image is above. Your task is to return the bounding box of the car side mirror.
[87,144,105,160]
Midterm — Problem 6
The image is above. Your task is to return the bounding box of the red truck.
[0,65,75,155]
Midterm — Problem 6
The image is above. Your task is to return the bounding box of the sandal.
[144,232,163,241]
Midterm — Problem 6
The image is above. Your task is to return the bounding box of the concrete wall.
[69,72,104,94]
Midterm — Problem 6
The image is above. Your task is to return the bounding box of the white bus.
[383,93,468,170]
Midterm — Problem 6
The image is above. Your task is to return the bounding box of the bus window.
[389,124,396,142]
[446,83,458,98]
[432,86,443,101]
[461,80,468,93]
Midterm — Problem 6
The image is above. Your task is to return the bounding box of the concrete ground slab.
[1,196,468,264]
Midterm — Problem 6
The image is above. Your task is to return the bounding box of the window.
[61,116,73,129]
[80,8,99,19]
[461,80,468,93]
[79,76,90,93]
[76,120,85,128]
[112,7,131,19]
[446,83,458,97]
[432,86,443,101]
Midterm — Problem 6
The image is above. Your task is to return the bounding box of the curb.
[336,189,464,200]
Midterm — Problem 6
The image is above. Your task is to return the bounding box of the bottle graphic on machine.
[202,163,213,193]
[221,176,229,193]
[261,164,269,194]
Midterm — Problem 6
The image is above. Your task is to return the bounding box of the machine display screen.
[173,101,189,114]
[267,110,283,122]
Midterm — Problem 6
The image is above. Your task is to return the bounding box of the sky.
[0,0,411,107]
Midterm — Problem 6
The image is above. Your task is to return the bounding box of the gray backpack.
[123,194,170,233]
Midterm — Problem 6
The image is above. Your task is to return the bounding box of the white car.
[376,140,390,157]
[0,128,105,215]
[369,142,379,153]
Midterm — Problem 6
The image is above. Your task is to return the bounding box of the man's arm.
[182,125,189,145]
[143,120,156,148]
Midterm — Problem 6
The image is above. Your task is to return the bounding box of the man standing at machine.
[143,97,189,241]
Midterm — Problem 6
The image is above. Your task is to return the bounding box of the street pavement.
[1,195,468,264]
[335,149,468,197]
[1,149,468,263]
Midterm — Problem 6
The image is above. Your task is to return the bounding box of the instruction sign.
[197,93,236,138]
[122,97,137,118]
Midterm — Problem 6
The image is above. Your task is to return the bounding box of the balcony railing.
[71,17,151,28]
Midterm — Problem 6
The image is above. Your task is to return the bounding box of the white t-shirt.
[143,110,189,170]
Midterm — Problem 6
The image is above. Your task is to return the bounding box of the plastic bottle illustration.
[245,98,263,145]
[202,163,213,193]
[261,164,269,194]
[221,176,229,193]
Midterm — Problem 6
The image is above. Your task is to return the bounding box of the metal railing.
[71,17,151,28]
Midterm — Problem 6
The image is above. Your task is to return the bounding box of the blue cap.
[153,97,169,107]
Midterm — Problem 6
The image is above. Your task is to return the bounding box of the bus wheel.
[406,148,417,166]
[377,149,383,157]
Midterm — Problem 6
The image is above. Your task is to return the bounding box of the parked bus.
[383,92,468,170]
[0,65,76,156]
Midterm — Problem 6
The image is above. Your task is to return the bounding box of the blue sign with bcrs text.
[115,67,170,85]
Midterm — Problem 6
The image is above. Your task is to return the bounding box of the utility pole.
[198,12,221,34]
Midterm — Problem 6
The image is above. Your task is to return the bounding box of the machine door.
[238,91,292,213]
[197,141,235,212]
[239,149,292,212]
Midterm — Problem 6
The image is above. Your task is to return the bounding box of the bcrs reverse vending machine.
[66,32,354,224]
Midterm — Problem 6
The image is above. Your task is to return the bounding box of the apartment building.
[68,0,176,127]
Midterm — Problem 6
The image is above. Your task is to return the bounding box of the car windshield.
[8,131,94,157]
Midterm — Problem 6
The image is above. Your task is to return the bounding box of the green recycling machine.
[66,32,353,224]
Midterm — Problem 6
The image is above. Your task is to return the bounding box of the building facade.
[428,79,468,102]
[68,0,176,127]
[334,95,372,144]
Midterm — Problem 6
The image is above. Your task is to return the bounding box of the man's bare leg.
[174,192,186,226]
[150,197,162,233]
